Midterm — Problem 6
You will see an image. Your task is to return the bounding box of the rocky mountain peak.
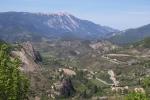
[0,12,118,42]
[51,12,72,16]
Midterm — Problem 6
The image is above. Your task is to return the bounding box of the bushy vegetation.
[125,92,149,100]
[125,76,150,100]
[71,70,107,99]
[142,77,150,89]
[133,37,150,48]
[142,76,150,97]
[142,37,150,48]
[0,44,29,100]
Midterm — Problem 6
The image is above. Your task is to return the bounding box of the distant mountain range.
[0,12,118,42]
[109,24,150,45]
[0,11,150,45]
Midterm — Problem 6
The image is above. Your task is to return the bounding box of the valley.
[29,39,150,99]
[0,12,150,100]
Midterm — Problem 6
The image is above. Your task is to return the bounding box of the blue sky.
[1,0,150,30]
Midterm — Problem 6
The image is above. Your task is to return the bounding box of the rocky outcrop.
[11,41,42,72]
[22,41,42,62]
[10,42,51,99]
[60,78,76,97]
[89,41,118,53]
[59,68,76,76]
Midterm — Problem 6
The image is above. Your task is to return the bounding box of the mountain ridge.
[0,11,118,42]
[109,24,150,45]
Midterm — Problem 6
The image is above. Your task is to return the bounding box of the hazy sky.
[1,0,150,30]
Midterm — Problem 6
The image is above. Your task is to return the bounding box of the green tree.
[0,44,29,100]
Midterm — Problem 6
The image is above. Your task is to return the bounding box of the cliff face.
[11,42,42,72]
[22,42,42,62]
[11,42,51,99]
